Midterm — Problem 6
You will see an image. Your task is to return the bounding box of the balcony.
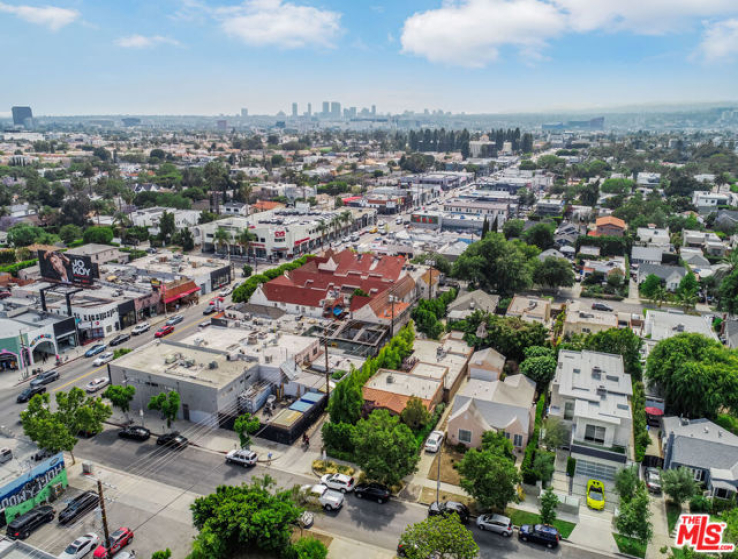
[571,439,628,464]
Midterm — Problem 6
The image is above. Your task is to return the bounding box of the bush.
[321,421,356,457]
[521,394,546,484]
[567,457,576,477]
[0,259,38,277]
[689,494,711,513]
[112,348,132,360]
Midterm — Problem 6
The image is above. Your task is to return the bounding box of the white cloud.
[0,2,78,30]
[696,18,738,61]
[401,0,566,67]
[116,35,182,49]
[217,0,342,49]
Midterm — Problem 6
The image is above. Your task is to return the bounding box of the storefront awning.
[164,287,200,304]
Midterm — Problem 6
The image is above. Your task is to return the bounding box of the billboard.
[38,250,95,285]
[0,453,67,522]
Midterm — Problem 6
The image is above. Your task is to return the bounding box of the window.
[584,424,606,445]
[513,434,523,447]
[458,429,472,444]
[501,431,510,439]
[564,402,574,420]
[691,468,705,482]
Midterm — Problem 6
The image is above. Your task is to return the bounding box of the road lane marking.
[54,363,108,392]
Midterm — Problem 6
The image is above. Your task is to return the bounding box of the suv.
[30,369,60,387]
[592,302,613,312]
[320,473,355,493]
[59,491,99,525]
[131,323,150,335]
[118,425,151,441]
[519,524,560,548]
[645,467,662,494]
[476,513,513,536]
[301,484,345,511]
[156,432,188,449]
[7,505,55,539]
[17,385,46,403]
[225,449,258,467]
[428,501,470,524]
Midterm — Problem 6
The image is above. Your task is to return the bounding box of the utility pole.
[323,326,330,399]
[97,479,111,556]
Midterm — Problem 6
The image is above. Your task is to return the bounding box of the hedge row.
[0,259,38,277]
[521,393,546,484]
[231,255,313,303]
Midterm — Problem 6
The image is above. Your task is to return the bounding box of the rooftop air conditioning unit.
[208,361,218,369]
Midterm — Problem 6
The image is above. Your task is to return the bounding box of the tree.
[173,228,195,251]
[540,486,559,525]
[615,466,643,504]
[532,451,555,483]
[542,417,568,450]
[615,487,653,544]
[213,227,231,255]
[158,211,176,244]
[519,346,557,386]
[639,274,662,300]
[242,264,253,278]
[83,226,114,245]
[458,447,520,511]
[533,257,575,290]
[401,396,431,431]
[523,223,556,250]
[481,217,490,238]
[103,385,136,419]
[662,467,699,506]
[327,374,363,425]
[502,219,525,239]
[481,430,514,460]
[398,515,479,559]
[59,224,82,244]
[286,537,328,559]
[234,413,260,448]
[678,272,699,298]
[351,410,419,486]
[151,550,172,559]
[148,391,181,429]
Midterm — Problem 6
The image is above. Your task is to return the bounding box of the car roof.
[536,524,559,534]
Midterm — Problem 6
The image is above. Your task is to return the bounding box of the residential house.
[637,172,661,187]
[582,256,627,278]
[538,248,569,262]
[715,210,738,231]
[578,245,601,258]
[363,369,444,415]
[506,295,551,325]
[637,264,687,292]
[563,302,617,336]
[468,347,506,382]
[631,247,663,265]
[417,268,442,299]
[692,191,733,214]
[636,226,671,248]
[680,248,711,269]
[641,310,718,355]
[534,197,566,217]
[447,374,537,451]
[550,350,633,479]
[446,290,500,321]
[222,202,249,216]
[594,216,626,237]
[723,318,738,349]
[67,243,123,266]
[683,230,727,256]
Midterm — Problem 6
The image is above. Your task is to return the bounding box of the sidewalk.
[646,495,672,559]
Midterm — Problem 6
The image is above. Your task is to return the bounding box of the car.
[58,532,100,559]
[0,291,11,299]
[199,320,211,328]
[519,524,560,548]
[131,323,150,335]
[592,302,614,312]
[92,527,134,558]
[353,482,390,504]
[155,325,174,338]
[84,344,107,358]
[587,479,606,510]
[428,501,470,524]
[16,385,46,403]
[225,449,258,467]
[118,425,151,441]
[320,473,355,493]
[219,287,233,297]
[85,377,110,393]
[58,491,99,525]
[645,467,662,494]
[156,432,188,449]
[30,369,60,387]
[92,352,115,366]
[109,333,131,346]
[7,505,55,539]
[476,513,513,536]
[424,431,444,453]
[166,315,184,326]
[203,305,217,315]
[300,484,344,511]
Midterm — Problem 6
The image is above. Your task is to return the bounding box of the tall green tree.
[523,223,556,250]
[519,346,557,386]
[234,413,261,448]
[103,385,136,419]
[502,219,525,239]
[533,257,575,290]
[458,446,520,512]
[398,515,479,559]
[401,396,431,431]
[540,486,559,525]
[615,487,653,545]
[639,274,663,300]
[327,374,363,425]
[662,467,699,506]
[148,391,181,429]
[614,466,644,504]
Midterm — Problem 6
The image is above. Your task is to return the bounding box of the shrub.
[521,394,546,484]
[689,494,711,513]
[0,259,38,277]
[567,457,576,477]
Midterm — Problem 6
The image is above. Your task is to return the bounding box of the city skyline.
[1,0,738,116]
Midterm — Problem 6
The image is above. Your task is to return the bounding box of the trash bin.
[82,462,93,475]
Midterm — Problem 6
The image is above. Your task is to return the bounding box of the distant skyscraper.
[330,101,341,118]
[292,103,298,117]
[11,106,33,127]
[307,103,312,116]
[371,105,376,116]
[322,101,329,115]
[241,108,248,117]
[121,117,141,127]
[217,119,227,131]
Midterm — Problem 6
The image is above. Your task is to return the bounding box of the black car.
[118,425,151,441]
[354,482,391,504]
[17,385,46,403]
[592,302,614,312]
[109,333,131,346]
[519,524,560,548]
[30,370,60,387]
[203,306,217,315]
[156,432,188,449]
[58,491,99,525]
[7,505,54,539]
[428,501,470,524]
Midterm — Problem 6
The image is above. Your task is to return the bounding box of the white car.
[225,449,258,467]
[424,431,444,453]
[219,287,233,297]
[58,533,99,559]
[93,352,114,366]
[301,484,345,511]
[131,322,150,335]
[320,473,355,493]
[85,377,110,393]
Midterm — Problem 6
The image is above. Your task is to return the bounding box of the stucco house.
[468,347,506,382]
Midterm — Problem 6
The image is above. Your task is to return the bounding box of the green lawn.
[506,508,577,538]
[666,503,682,534]
[613,534,647,558]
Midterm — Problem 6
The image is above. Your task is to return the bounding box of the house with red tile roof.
[593,216,626,237]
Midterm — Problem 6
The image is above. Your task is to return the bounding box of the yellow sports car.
[587,479,605,510]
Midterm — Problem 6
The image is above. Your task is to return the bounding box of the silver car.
[477,513,513,536]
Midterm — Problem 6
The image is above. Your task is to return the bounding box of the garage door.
[575,459,617,481]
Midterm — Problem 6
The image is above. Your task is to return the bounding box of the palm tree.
[316,220,328,247]
[235,229,256,258]
[340,210,353,232]
[121,188,136,214]
[652,285,668,308]
[239,181,253,214]
[330,216,342,240]
[91,199,106,226]
[213,227,232,256]
[677,290,698,312]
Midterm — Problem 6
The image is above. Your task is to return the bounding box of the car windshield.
[64,543,80,553]
[589,487,604,500]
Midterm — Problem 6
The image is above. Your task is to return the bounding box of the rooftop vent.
[209,361,218,369]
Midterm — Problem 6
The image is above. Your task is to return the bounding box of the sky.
[1,0,738,116]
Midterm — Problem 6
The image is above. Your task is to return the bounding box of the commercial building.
[66,243,123,266]
[130,207,201,235]
[11,107,32,128]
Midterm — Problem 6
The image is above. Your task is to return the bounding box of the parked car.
[7,505,55,539]
[199,320,211,328]
[353,482,390,504]
[85,377,110,393]
[118,425,151,441]
[58,491,99,525]
[131,323,150,335]
[0,291,11,299]
[17,385,46,403]
[645,467,662,494]
[0,447,12,464]
[155,325,174,338]
[320,473,355,493]
[203,306,217,315]
[301,484,344,511]
[519,524,560,548]
[587,479,606,510]
[92,527,134,558]
[428,501,469,524]
[219,287,233,297]
[109,333,131,346]
[424,431,444,453]
[156,432,188,449]
[84,344,107,358]
[477,513,513,536]
[92,352,114,366]
[592,302,613,312]
[30,369,60,387]
[166,315,184,326]
[225,449,258,467]
[58,533,100,559]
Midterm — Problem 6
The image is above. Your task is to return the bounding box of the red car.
[154,325,174,338]
[93,527,134,558]
[0,291,11,299]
